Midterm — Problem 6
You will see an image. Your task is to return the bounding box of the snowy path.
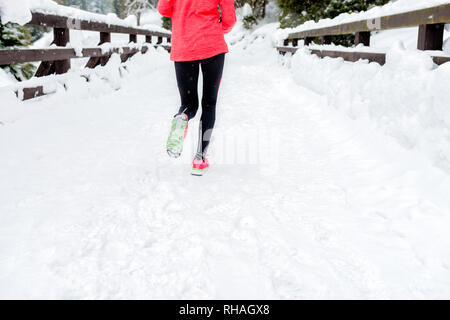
[1,44,450,299]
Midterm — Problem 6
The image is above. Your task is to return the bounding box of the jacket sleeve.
[219,0,237,34]
[157,0,173,18]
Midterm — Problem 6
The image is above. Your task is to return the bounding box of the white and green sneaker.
[166,113,189,158]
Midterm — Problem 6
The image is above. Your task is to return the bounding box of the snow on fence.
[0,9,171,100]
[278,4,450,66]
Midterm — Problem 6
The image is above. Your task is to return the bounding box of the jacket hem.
[170,49,229,62]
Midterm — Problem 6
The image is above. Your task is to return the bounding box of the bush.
[161,17,172,31]
[243,15,258,29]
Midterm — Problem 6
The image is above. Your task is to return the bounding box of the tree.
[112,0,126,17]
[0,23,36,80]
[124,0,156,25]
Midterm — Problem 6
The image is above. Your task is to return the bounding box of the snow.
[242,4,253,17]
[279,0,450,39]
[1,16,450,299]
[0,0,169,34]
[0,68,15,87]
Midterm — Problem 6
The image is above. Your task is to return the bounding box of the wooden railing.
[277,4,450,66]
[0,10,171,100]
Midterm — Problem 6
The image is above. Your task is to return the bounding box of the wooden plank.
[121,34,138,63]
[54,28,70,74]
[432,56,450,65]
[85,56,100,68]
[277,46,450,66]
[277,46,298,54]
[86,32,112,68]
[120,54,129,62]
[16,86,45,100]
[0,45,172,65]
[418,24,445,50]
[288,4,450,39]
[35,61,54,77]
[277,47,385,64]
[0,48,78,64]
[27,12,171,38]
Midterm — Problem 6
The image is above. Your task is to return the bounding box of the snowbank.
[0,68,15,86]
[286,45,450,174]
[0,5,169,89]
[226,1,281,47]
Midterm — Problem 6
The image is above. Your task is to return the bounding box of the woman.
[158,0,236,176]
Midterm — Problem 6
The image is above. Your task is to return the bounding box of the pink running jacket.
[157,0,237,62]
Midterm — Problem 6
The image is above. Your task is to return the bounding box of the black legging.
[174,53,225,157]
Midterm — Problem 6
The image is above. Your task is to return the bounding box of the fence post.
[54,28,70,74]
[121,34,138,62]
[146,35,153,44]
[355,31,370,46]
[417,24,444,50]
[157,36,163,44]
[304,37,313,46]
[292,38,298,47]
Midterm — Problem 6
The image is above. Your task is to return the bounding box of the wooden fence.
[278,4,450,66]
[0,10,171,100]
